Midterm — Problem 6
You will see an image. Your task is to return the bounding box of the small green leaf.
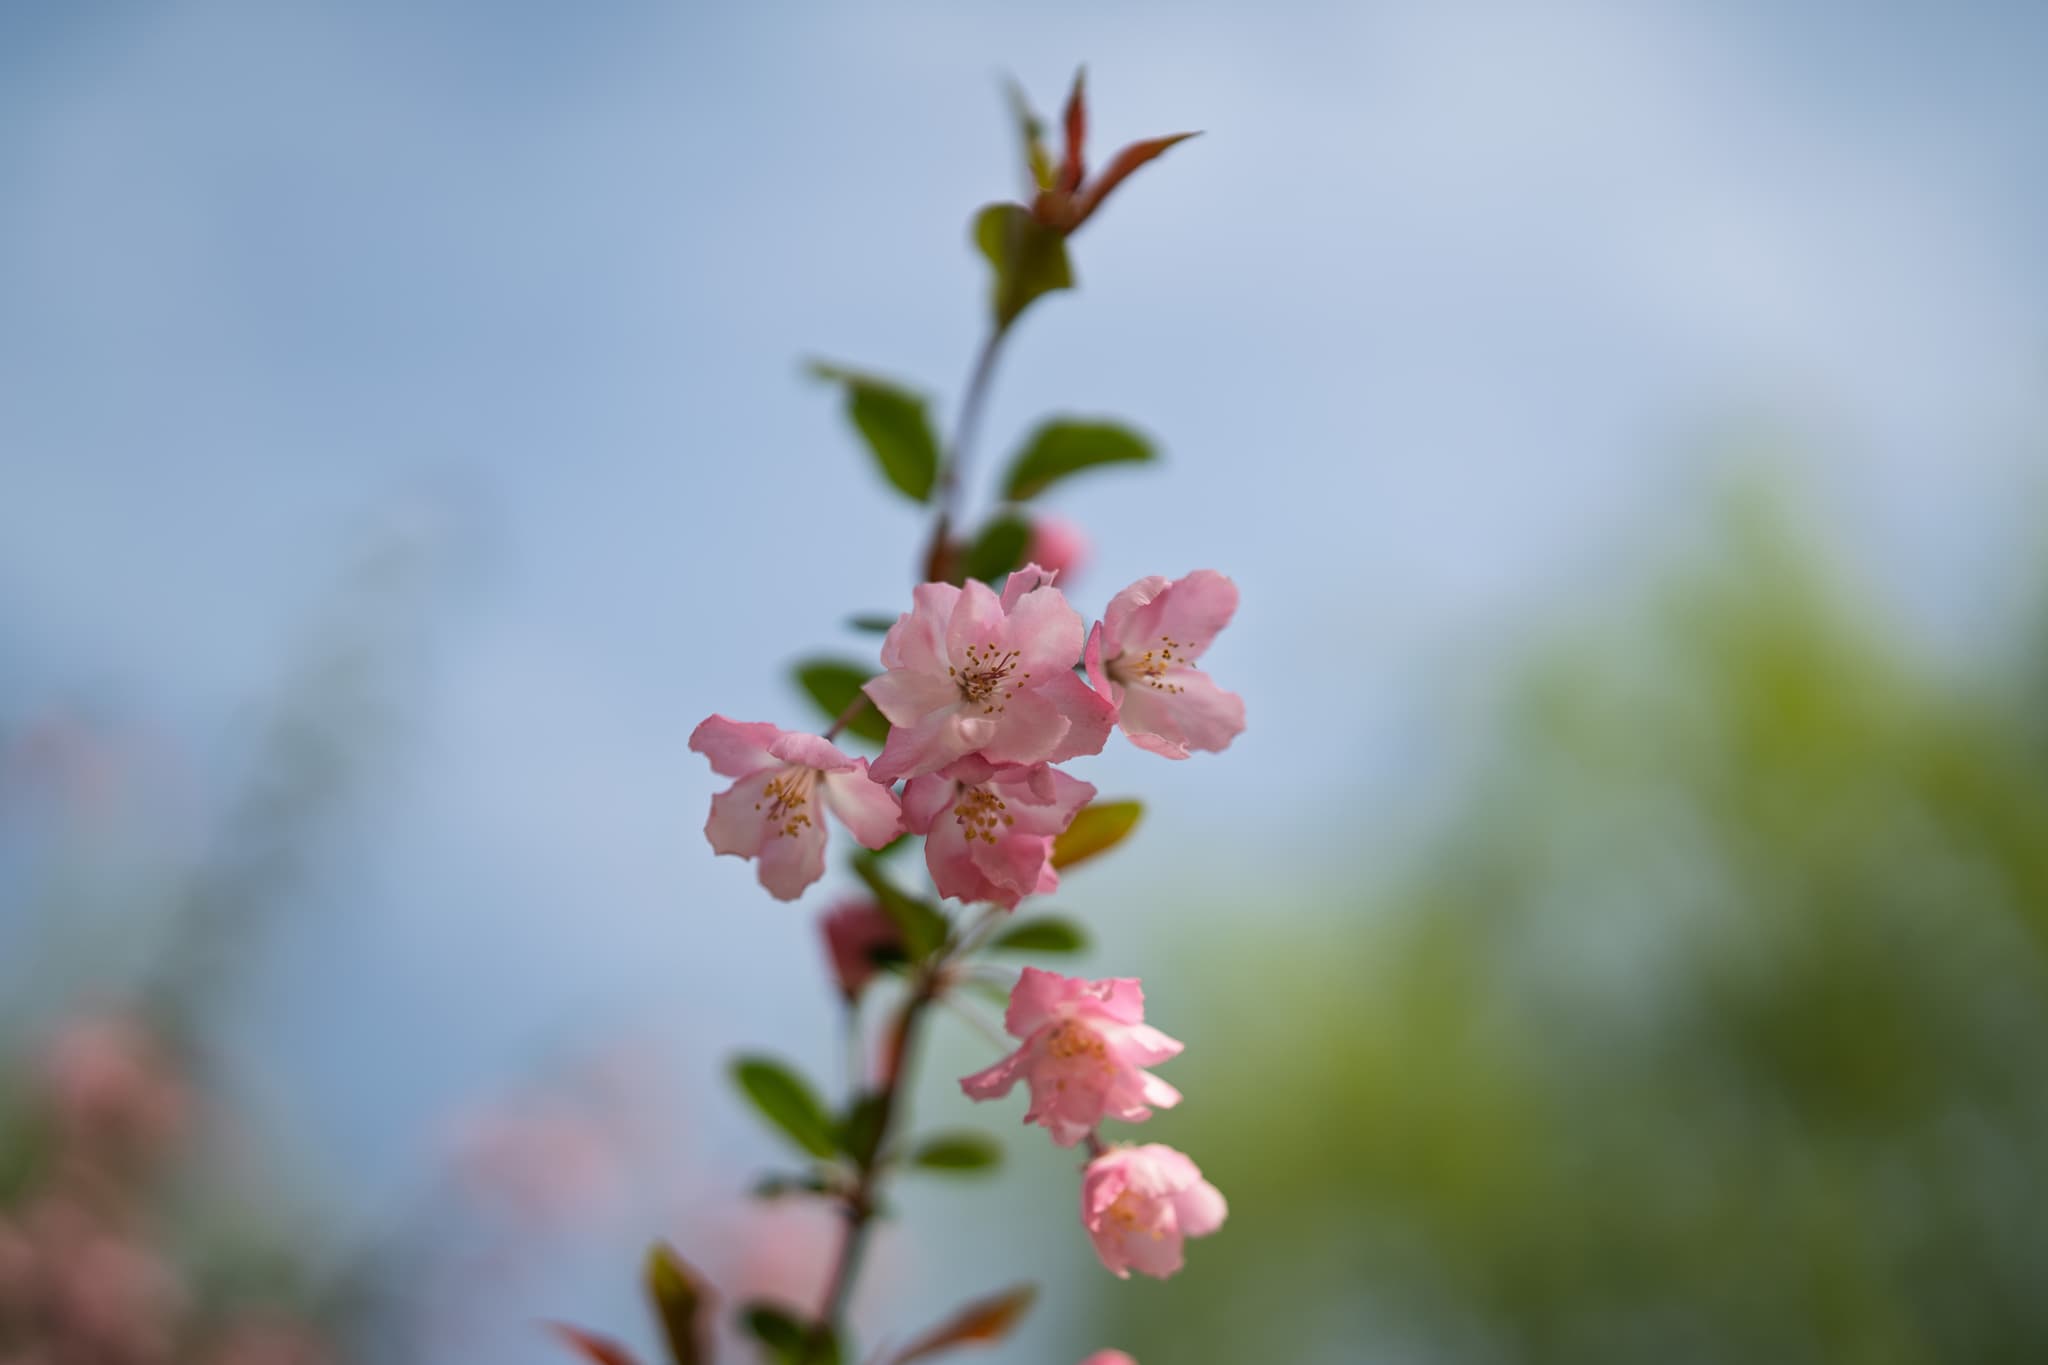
[973,203,1074,329]
[910,1133,1003,1173]
[644,1243,709,1365]
[851,854,949,960]
[791,659,890,745]
[730,1057,839,1159]
[892,1284,1038,1363]
[1051,800,1143,870]
[740,1303,838,1365]
[1001,420,1157,502]
[963,515,1032,585]
[838,1091,889,1167]
[810,363,940,503]
[752,1171,833,1199]
[847,613,898,633]
[988,917,1088,954]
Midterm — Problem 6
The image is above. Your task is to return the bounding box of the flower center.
[951,783,1016,845]
[950,641,1031,713]
[1107,635,1186,693]
[1046,1019,1109,1064]
[755,767,818,839]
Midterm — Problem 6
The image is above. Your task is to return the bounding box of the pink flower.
[1085,571,1245,759]
[1080,1355,1137,1365]
[903,758,1093,908]
[690,717,904,900]
[38,1012,188,1161]
[818,899,903,1002]
[1026,516,1090,582]
[1080,1143,1227,1280]
[863,568,1114,785]
[959,968,1182,1146]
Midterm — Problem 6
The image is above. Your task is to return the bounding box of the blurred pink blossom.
[37,1013,189,1162]
[1080,1143,1227,1280]
[960,968,1183,1146]
[1025,517,1090,582]
[819,899,903,1002]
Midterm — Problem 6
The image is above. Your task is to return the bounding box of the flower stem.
[921,325,1010,584]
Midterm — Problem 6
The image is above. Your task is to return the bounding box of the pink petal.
[1134,1071,1184,1112]
[970,826,1055,900]
[704,770,776,856]
[945,579,1008,666]
[1100,575,1171,656]
[999,562,1061,611]
[1041,669,1116,762]
[862,669,959,727]
[821,766,904,848]
[1083,620,1118,703]
[1002,582,1087,676]
[870,707,995,785]
[1005,966,1069,1036]
[899,772,959,834]
[1149,570,1238,660]
[1172,1179,1229,1239]
[880,583,959,673]
[1116,667,1245,759]
[689,716,783,778]
[755,817,829,901]
[1111,1022,1185,1066]
[959,1050,1027,1101]
[770,730,859,772]
[1092,977,1148,1025]
[978,689,1072,767]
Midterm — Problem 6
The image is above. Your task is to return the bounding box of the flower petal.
[704,769,777,857]
[821,765,904,848]
[880,583,959,673]
[1118,668,1244,759]
[689,716,783,778]
[755,818,829,901]
[959,1050,1027,1102]
[863,668,959,727]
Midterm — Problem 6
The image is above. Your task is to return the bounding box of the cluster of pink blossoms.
[693,563,1241,1285]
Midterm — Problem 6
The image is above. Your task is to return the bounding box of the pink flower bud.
[818,899,903,1002]
[1080,1143,1226,1280]
[1025,517,1090,583]
[960,968,1182,1145]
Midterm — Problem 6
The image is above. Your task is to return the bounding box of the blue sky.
[4,1,2046,1360]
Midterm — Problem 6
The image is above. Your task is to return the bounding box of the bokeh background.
[6,2,2048,1362]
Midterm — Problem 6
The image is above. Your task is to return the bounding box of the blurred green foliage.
[1109,497,2048,1363]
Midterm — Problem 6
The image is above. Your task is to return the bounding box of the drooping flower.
[1079,1143,1227,1280]
[902,758,1093,908]
[959,968,1182,1146]
[690,717,903,900]
[818,899,904,1002]
[863,568,1113,785]
[1085,570,1245,759]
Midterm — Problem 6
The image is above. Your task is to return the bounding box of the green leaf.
[740,1303,839,1365]
[891,1285,1037,1363]
[988,917,1089,954]
[1051,800,1143,870]
[973,203,1074,329]
[791,659,890,745]
[809,363,941,503]
[751,1171,833,1199]
[1001,419,1157,502]
[730,1057,840,1159]
[847,613,898,634]
[910,1133,1003,1173]
[851,853,949,960]
[645,1243,709,1365]
[838,1091,889,1167]
[963,514,1032,585]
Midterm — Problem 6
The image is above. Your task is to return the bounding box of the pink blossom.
[690,717,904,900]
[1026,517,1090,582]
[863,569,1113,785]
[959,968,1182,1146]
[1079,1354,1137,1365]
[37,1013,188,1161]
[902,759,1093,908]
[818,899,903,1002]
[1080,1143,1227,1280]
[1085,571,1245,759]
